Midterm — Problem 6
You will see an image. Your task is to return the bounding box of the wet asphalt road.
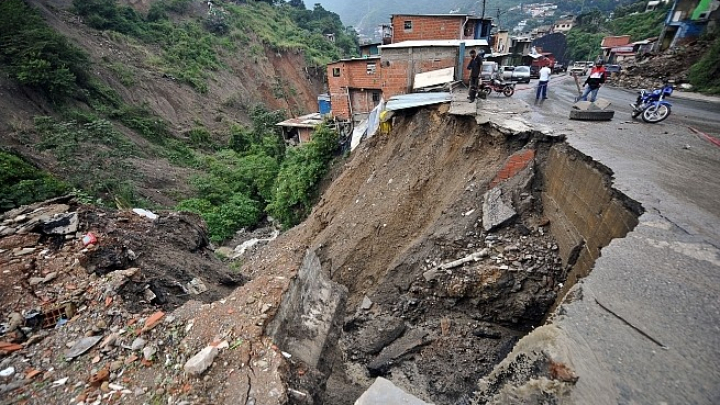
[499,75,720,404]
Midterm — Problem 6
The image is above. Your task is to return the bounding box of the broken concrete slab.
[483,188,517,232]
[355,377,433,405]
[41,212,78,235]
[65,336,103,359]
[266,250,347,373]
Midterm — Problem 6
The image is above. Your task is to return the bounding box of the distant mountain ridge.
[313,0,638,39]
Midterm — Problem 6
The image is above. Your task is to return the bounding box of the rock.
[360,296,373,310]
[354,377,431,405]
[142,346,156,361]
[65,336,103,359]
[183,346,218,375]
[131,338,146,351]
[186,278,208,295]
[0,366,15,377]
[41,212,78,235]
[110,361,123,372]
[482,188,517,231]
[43,272,58,283]
[29,277,45,286]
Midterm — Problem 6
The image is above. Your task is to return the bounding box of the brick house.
[326,56,384,122]
[327,40,488,122]
[390,14,493,43]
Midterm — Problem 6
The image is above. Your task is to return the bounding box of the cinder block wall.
[541,144,640,291]
[380,47,464,97]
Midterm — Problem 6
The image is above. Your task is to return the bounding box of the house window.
[404,20,413,31]
[366,63,376,75]
[372,92,380,102]
[332,67,340,77]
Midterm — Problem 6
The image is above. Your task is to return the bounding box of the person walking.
[467,50,484,102]
[579,61,608,102]
[535,65,552,102]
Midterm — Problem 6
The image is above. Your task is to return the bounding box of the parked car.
[569,65,588,76]
[553,63,566,74]
[500,66,515,80]
[510,66,531,83]
[605,64,622,74]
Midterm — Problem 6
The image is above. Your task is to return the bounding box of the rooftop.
[380,39,489,49]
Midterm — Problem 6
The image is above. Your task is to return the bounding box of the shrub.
[0,151,70,211]
[267,124,339,228]
[688,37,720,94]
[0,0,90,98]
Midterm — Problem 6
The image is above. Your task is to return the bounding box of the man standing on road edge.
[535,65,552,102]
[467,50,484,102]
[579,61,608,102]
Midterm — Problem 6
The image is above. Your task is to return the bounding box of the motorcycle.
[480,78,515,97]
[630,81,674,123]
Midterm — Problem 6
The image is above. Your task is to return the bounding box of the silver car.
[510,66,531,83]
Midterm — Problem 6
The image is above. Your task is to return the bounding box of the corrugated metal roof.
[276,113,324,128]
[327,56,381,65]
[380,39,489,49]
[385,93,452,112]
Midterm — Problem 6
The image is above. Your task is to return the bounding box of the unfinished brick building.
[326,14,494,122]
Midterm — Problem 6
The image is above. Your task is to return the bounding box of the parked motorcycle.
[630,81,674,123]
[480,78,515,97]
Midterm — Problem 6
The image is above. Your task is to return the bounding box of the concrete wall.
[541,144,641,294]
[266,250,347,373]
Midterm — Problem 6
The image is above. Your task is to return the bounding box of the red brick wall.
[489,149,536,189]
[327,59,384,120]
[392,15,466,42]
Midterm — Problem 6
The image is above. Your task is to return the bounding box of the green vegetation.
[688,35,720,94]
[267,124,339,227]
[72,0,357,91]
[0,0,90,99]
[176,106,340,241]
[0,151,71,211]
[0,0,346,240]
[565,3,668,62]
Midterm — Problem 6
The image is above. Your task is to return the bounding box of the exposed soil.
[0,0,326,207]
[0,104,572,405]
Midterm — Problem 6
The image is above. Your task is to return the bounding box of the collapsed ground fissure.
[270,107,643,404]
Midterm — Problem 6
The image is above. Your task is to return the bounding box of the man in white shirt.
[536,65,552,101]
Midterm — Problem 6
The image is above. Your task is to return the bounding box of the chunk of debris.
[355,377,432,405]
[183,346,218,375]
[65,336,103,359]
[482,188,517,231]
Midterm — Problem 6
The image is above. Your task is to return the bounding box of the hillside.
[1,0,358,241]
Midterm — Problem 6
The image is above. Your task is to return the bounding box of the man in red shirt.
[579,61,608,102]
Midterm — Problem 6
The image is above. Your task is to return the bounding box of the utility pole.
[481,0,486,19]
